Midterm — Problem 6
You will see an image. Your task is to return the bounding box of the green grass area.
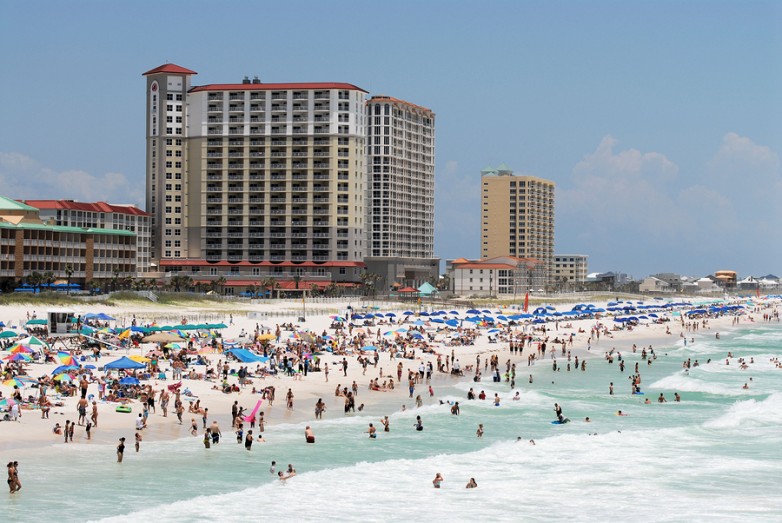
[0,292,116,306]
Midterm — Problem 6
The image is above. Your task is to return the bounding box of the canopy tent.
[104,356,146,370]
[226,348,269,363]
[417,282,437,296]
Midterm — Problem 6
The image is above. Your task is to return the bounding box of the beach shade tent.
[226,348,269,363]
[119,377,140,386]
[0,330,18,339]
[104,356,146,370]
[143,332,184,343]
[417,282,437,296]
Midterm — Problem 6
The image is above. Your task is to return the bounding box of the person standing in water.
[433,472,444,488]
[381,416,390,432]
[117,438,126,463]
[414,415,423,431]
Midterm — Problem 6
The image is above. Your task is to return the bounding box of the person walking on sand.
[91,401,99,428]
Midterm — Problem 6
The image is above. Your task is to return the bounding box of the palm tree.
[360,272,382,297]
[293,274,302,290]
[26,271,43,293]
[213,276,227,295]
[64,264,74,295]
[309,283,320,297]
[261,277,278,299]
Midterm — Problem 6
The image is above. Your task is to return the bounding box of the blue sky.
[1,1,780,278]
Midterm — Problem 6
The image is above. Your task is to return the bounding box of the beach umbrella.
[53,373,73,381]
[18,335,49,349]
[410,332,424,339]
[445,319,459,327]
[466,309,479,314]
[119,377,140,386]
[257,334,276,342]
[129,355,151,363]
[52,365,79,374]
[330,315,346,322]
[9,344,34,354]
[403,311,414,316]
[25,318,48,326]
[83,364,97,370]
[3,378,26,388]
[386,313,396,317]
[0,322,4,327]
[4,353,32,362]
[57,352,77,366]
[0,330,18,339]
[487,328,501,333]
[143,332,184,343]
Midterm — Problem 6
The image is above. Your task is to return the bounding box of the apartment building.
[143,64,368,291]
[0,196,136,288]
[480,165,555,283]
[552,254,588,290]
[364,96,439,288]
[447,256,546,297]
[24,199,151,275]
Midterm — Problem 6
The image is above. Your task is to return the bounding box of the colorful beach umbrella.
[9,344,34,354]
[3,378,26,388]
[57,352,77,365]
[19,335,49,349]
[4,353,32,362]
[53,373,73,381]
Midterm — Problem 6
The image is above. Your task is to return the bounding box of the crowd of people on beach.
[2,299,780,493]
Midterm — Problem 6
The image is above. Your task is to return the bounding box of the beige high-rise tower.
[143,63,369,290]
[480,165,555,283]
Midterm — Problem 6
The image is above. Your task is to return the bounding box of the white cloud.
[557,133,782,276]
[0,152,144,206]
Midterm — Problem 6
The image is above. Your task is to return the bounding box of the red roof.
[160,259,365,268]
[397,286,419,293]
[143,63,197,76]
[190,82,367,93]
[23,200,149,216]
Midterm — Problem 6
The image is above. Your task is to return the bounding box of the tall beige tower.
[143,63,369,291]
[480,165,555,282]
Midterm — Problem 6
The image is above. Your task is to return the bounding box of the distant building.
[639,276,672,293]
[24,199,151,275]
[650,272,686,291]
[714,270,737,288]
[552,254,588,290]
[447,256,546,297]
[0,196,137,288]
[479,165,555,284]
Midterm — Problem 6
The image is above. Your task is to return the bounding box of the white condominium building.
[364,96,438,288]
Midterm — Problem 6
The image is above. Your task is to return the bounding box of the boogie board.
[116,405,132,413]
[633,392,645,395]
[551,418,570,425]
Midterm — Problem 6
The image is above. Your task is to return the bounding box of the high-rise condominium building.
[480,165,555,283]
[143,64,368,290]
[364,96,439,288]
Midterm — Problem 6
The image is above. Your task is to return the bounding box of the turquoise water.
[4,322,782,522]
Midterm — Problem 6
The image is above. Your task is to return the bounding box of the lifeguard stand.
[47,308,78,337]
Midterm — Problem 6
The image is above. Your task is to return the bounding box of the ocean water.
[5,322,782,522]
